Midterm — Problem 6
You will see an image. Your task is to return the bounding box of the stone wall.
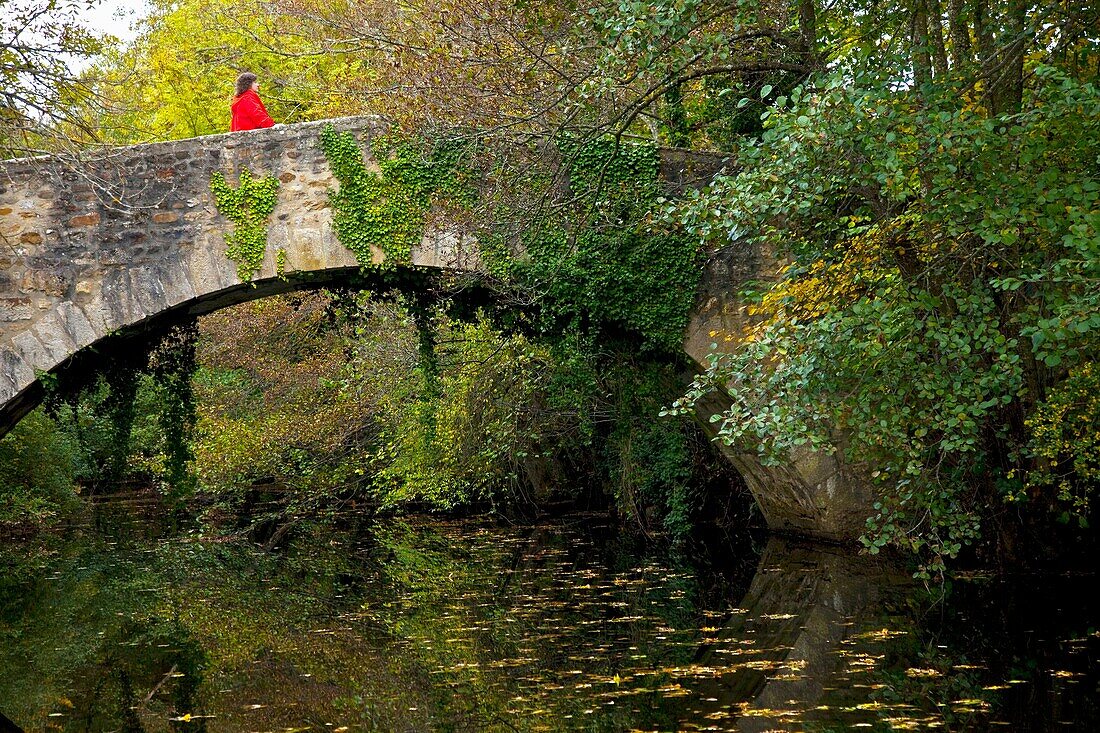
[684,245,878,541]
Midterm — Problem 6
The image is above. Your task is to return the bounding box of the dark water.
[0,503,1097,732]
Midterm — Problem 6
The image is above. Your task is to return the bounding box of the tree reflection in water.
[0,505,1096,731]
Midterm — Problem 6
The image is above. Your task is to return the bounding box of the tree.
[88,0,354,143]
[666,0,1100,570]
[0,0,110,157]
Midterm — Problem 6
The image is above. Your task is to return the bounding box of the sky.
[77,0,151,42]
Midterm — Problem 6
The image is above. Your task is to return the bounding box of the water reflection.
[0,506,1096,731]
[683,539,900,731]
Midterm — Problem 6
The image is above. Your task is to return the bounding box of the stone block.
[56,302,98,350]
[31,313,77,365]
[11,330,52,374]
[0,298,33,321]
[0,347,36,404]
[69,212,101,227]
[19,271,68,297]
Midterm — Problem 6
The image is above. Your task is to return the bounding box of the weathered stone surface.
[0,118,392,415]
[68,212,101,227]
[686,242,879,541]
[0,298,33,322]
[0,115,876,542]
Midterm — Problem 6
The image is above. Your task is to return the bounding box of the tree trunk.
[911,0,933,89]
[946,0,972,65]
[997,0,1027,114]
[664,83,690,148]
[928,0,950,77]
[974,0,994,63]
[973,0,996,112]
[798,0,819,67]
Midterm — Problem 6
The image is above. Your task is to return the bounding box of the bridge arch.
[0,117,480,435]
[0,117,875,542]
[1,262,489,435]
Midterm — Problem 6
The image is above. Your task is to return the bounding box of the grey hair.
[235,72,257,97]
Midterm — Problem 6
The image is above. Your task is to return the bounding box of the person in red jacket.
[230,72,275,132]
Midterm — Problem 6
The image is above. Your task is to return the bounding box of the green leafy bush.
[672,63,1100,572]
[0,410,79,527]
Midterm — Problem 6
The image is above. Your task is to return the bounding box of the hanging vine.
[148,320,199,502]
[35,321,200,501]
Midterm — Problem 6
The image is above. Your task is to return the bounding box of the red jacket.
[230,89,275,132]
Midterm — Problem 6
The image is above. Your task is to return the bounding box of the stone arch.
[0,263,488,435]
[0,117,875,542]
[0,117,477,435]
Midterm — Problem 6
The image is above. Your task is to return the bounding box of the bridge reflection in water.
[0,507,1094,730]
[685,538,907,730]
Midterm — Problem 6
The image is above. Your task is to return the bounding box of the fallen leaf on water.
[905,667,942,678]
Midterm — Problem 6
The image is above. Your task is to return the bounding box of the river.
[0,500,1096,731]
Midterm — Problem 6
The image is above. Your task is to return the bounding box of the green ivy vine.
[210,169,280,282]
[318,124,473,267]
[517,136,701,354]
[148,320,199,503]
[275,248,288,279]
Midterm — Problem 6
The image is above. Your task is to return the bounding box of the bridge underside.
[0,265,495,436]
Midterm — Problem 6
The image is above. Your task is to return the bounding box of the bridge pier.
[685,242,877,543]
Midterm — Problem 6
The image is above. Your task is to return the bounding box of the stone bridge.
[0,116,872,542]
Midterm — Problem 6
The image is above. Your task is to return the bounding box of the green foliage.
[21,0,1100,563]
[671,58,1100,571]
[518,136,701,354]
[210,169,280,282]
[604,362,699,540]
[275,248,288,279]
[45,367,142,495]
[23,325,201,509]
[1026,362,1100,520]
[469,137,710,537]
[84,0,356,143]
[350,301,712,539]
[191,294,375,517]
[318,124,474,267]
[148,322,199,501]
[299,133,709,532]
[357,308,561,510]
[186,288,716,541]
[0,410,79,526]
[0,0,109,158]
